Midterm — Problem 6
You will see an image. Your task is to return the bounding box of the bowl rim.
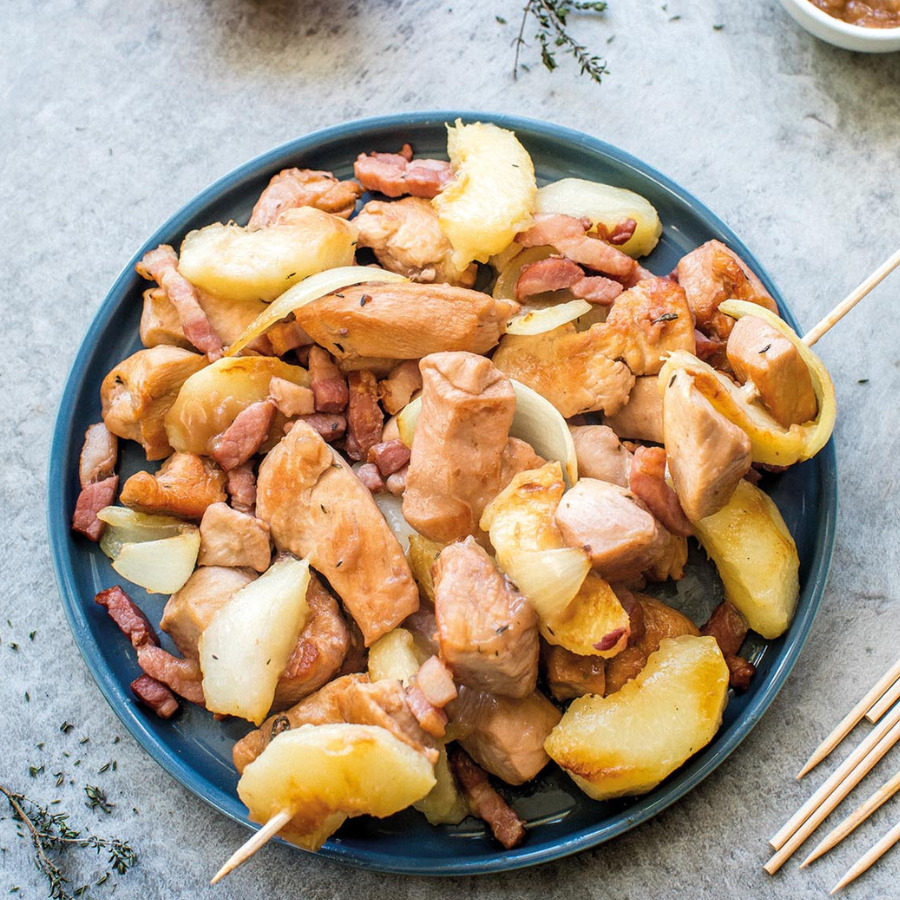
[779,0,900,39]
[47,109,839,876]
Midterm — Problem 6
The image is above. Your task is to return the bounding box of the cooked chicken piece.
[211,399,276,471]
[120,452,227,519]
[569,424,632,487]
[492,325,635,418]
[499,437,547,482]
[101,346,207,460]
[248,168,361,228]
[353,144,454,199]
[355,197,472,285]
[447,686,561,785]
[267,318,312,356]
[345,370,383,461]
[555,478,663,582]
[308,346,349,413]
[268,377,315,417]
[295,283,519,364]
[603,375,665,443]
[198,502,271,571]
[593,277,696,376]
[403,352,515,543]
[161,565,257,658]
[663,368,752,521]
[379,360,422,415]
[137,244,223,357]
[643,529,689,583]
[629,446,693,537]
[271,577,352,710]
[541,642,606,701]
[140,287,192,350]
[676,240,778,341]
[232,673,437,773]
[226,462,257,514]
[726,315,818,427]
[433,538,539,698]
[604,594,700,694]
[256,420,419,645]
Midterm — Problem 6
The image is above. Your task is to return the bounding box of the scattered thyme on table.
[508,0,611,85]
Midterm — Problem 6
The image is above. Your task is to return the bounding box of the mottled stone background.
[2,1,899,897]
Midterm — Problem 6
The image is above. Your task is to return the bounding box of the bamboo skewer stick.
[210,809,293,885]
[800,767,900,868]
[764,716,900,874]
[831,818,900,894]
[796,657,900,780]
[867,677,900,725]
[802,245,900,346]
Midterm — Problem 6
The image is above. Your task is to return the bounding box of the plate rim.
[47,110,837,876]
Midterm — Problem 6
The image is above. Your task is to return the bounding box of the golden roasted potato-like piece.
[177,207,358,303]
[101,346,207,460]
[165,356,309,455]
[237,723,436,849]
[120,452,227,519]
[546,635,729,801]
[433,120,537,270]
[414,743,468,826]
[406,534,444,603]
[367,628,423,686]
[692,478,800,639]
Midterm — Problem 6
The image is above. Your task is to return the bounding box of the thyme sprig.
[514,0,610,84]
[0,783,136,900]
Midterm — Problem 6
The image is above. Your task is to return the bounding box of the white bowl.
[778,0,900,52]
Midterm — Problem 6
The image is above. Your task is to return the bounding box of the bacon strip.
[130,674,179,719]
[628,446,693,537]
[136,245,223,358]
[597,217,638,246]
[226,462,257,514]
[79,423,118,486]
[293,413,347,442]
[570,275,624,305]
[405,685,448,738]
[308,346,349,413]
[414,655,457,707]
[449,749,526,849]
[211,400,276,471]
[701,601,756,691]
[248,168,361,228]
[356,462,385,494]
[136,644,205,705]
[345,370,383,461]
[367,439,411,478]
[72,476,118,541]
[515,257,583,299]
[354,144,454,199]
[95,585,160,649]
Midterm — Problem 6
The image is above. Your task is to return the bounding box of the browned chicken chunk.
[726,314,817,427]
[120,452,227,519]
[569,424,632,486]
[294,283,519,365]
[268,377,315,417]
[403,352,515,543]
[603,375,665,443]
[248,168,361,228]
[447,687,561,786]
[433,538,539,698]
[379,360,423,415]
[663,368,752,521]
[676,240,778,341]
[101,347,207,460]
[198,502,271,571]
[256,420,419,645]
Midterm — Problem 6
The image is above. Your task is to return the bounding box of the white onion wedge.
[225,267,408,358]
[396,379,577,485]
[536,178,662,259]
[506,547,592,622]
[372,489,418,554]
[506,299,593,336]
[199,556,311,724]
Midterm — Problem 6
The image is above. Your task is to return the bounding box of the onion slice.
[225,266,408,358]
[506,299,593,336]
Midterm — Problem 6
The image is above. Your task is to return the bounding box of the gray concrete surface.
[2,1,899,897]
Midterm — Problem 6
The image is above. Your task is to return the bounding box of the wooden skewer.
[867,677,900,725]
[764,715,900,874]
[795,656,900,780]
[802,245,900,346]
[800,767,900,868]
[210,808,293,885]
[831,818,900,894]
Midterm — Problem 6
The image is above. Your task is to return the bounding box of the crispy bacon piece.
[448,749,526,849]
[628,446,693,537]
[248,168,361,228]
[72,476,119,541]
[95,586,159,649]
[308,346,349,413]
[356,462,385,494]
[293,413,347,442]
[367,439,410,478]
[597,217,638,246]
[354,144,455,199]
[136,245,223,358]
[130,674,179,719]
[515,257,583,298]
[345,370,383,461]
[136,644,205,705]
[79,423,118,486]
[701,600,757,688]
[726,655,756,691]
[405,685,448,737]
[211,400,276,471]
[570,275,624,305]
[226,462,257,513]
[414,655,458,708]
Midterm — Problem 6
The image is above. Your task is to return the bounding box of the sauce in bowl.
[809,0,900,27]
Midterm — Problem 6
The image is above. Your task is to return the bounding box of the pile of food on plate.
[71,120,836,854]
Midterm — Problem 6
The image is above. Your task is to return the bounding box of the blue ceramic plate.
[48,112,836,875]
